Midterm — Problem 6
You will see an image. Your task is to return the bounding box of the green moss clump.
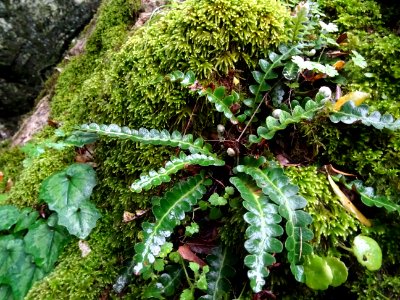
[318,0,383,31]
[285,166,359,245]
[25,212,143,300]
[6,147,75,207]
[0,147,24,194]
[16,0,290,298]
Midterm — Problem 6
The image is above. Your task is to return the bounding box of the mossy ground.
[1,0,399,298]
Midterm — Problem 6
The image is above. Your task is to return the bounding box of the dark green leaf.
[39,163,97,212]
[199,247,236,300]
[13,208,39,233]
[80,123,215,156]
[133,174,211,274]
[0,205,20,231]
[0,285,13,300]
[57,201,101,239]
[65,131,99,147]
[24,220,70,272]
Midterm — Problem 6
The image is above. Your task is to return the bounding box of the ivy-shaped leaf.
[235,158,313,274]
[250,98,325,142]
[0,237,24,284]
[39,163,97,212]
[24,217,70,272]
[79,123,215,156]
[329,101,400,130]
[130,152,224,193]
[8,253,45,300]
[0,237,45,300]
[341,179,400,213]
[199,247,236,300]
[13,208,39,233]
[230,176,283,292]
[57,201,101,239]
[133,174,211,275]
[0,205,20,231]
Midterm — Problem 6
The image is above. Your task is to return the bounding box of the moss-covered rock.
[10,0,290,298]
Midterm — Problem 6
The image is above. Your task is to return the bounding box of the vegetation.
[0,0,399,299]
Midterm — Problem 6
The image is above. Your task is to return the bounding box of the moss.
[318,0,383,31]
[0,147,25,194]
[15,0,290,298]
[6,147,75,207]
[285,166,359,245]
[26,212,143,300]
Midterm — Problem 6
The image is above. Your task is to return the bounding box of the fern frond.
[79,123,215,156]
[230,176,284,292]
[329,102,400,130]
[250,98,325,142]
[200,86,240,124]
[289,2,310,43]
[237,45,300,123]
[130,152,224,193]
[341,178,400,214]
[133,173,211,274]
[235,158,313,271]
[168,71,240,124]
[199,246,236,300]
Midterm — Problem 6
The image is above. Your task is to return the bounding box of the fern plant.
[5,1,400,299]
[68,2,400,297]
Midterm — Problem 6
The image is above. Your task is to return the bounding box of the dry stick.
[183,100,199,136]
[236,94,267,143]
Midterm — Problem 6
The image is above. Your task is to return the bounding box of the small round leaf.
[352,235,382,271]
[325,257,348,287]
[304,255,333,290]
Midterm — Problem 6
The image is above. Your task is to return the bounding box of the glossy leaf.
[24,218,70,272]
[8,253,45,300]
[0,205,20,231]
[230,176,283,292]
[39,163,97,212]
[304,255,333,290]
[57,201,101,239]
[329,101,400,130]
[79,123,215,156]
[325,257,348,287]
[130,152,224,193]
[199,247,236,300]
[133,174,211,274]
[13,208,39,233]
[235,158,313,273]
[0,237,45,300]
[352,235,382,271]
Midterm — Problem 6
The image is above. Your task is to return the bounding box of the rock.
[0,0,100,118]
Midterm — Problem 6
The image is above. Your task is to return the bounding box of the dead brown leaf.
[178,244,206,267]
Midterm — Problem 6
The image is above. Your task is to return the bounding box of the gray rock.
[0,0,100,118]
